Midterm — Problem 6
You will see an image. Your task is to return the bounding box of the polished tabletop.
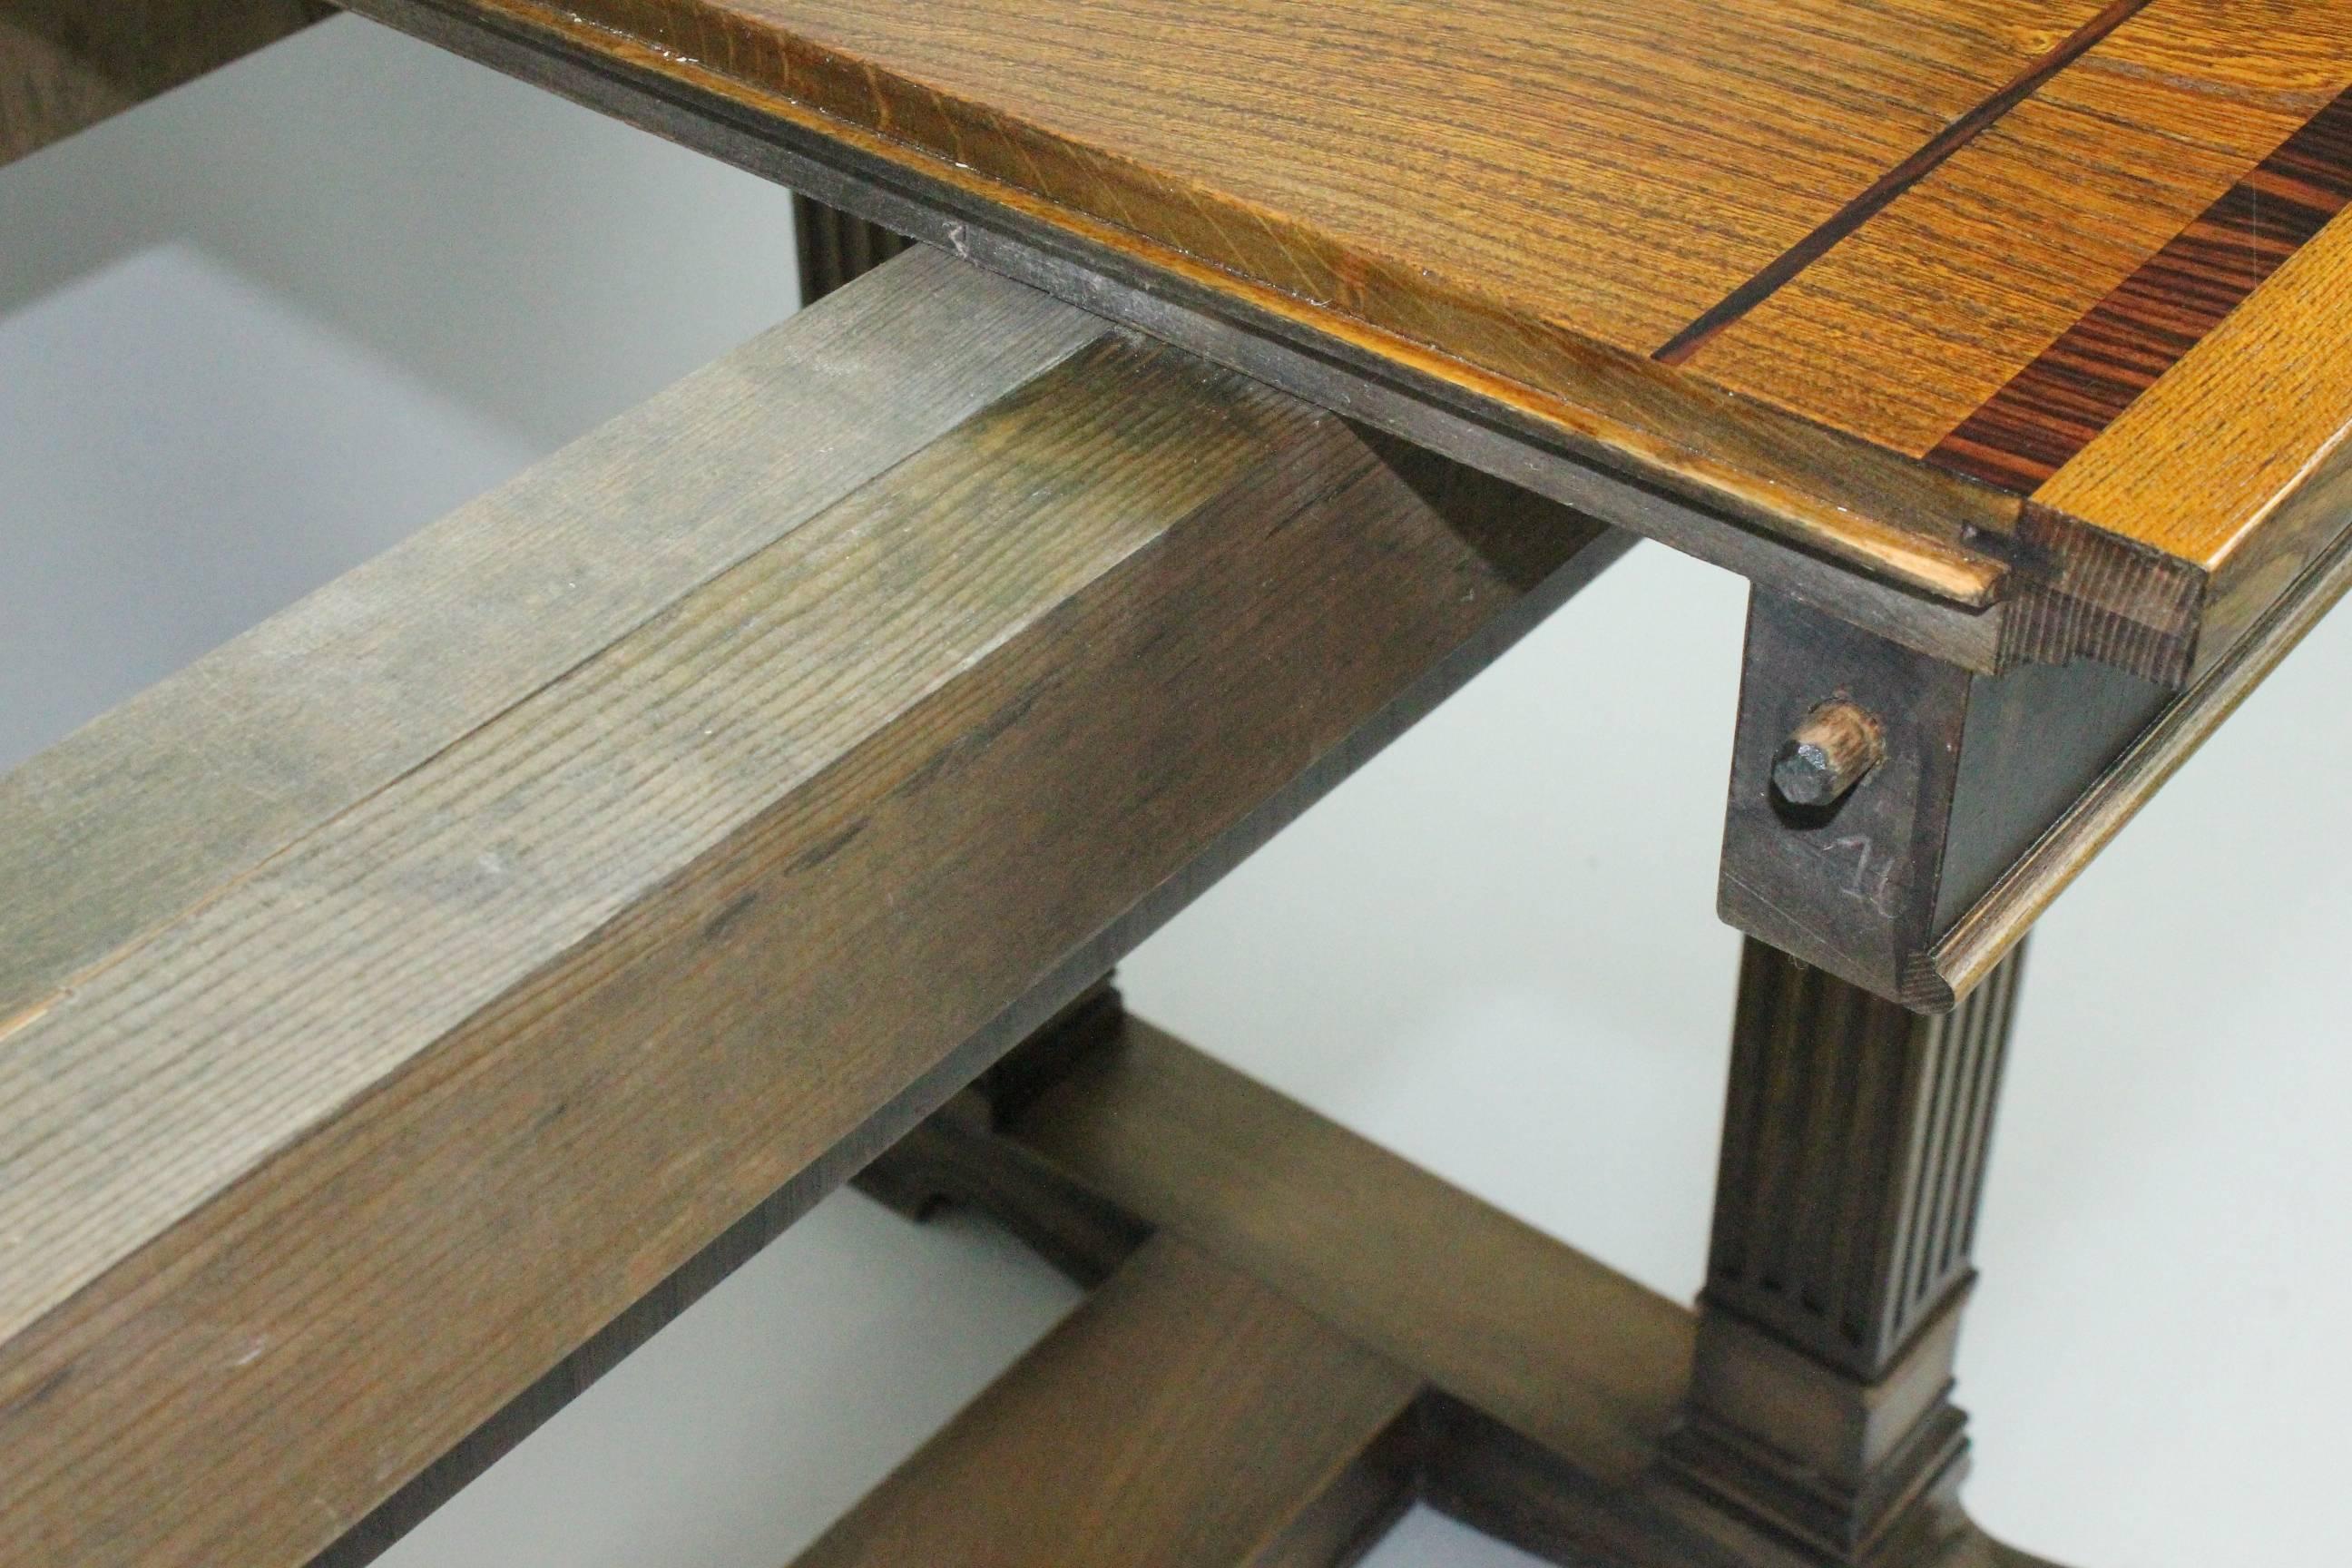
[417,0,2352,681]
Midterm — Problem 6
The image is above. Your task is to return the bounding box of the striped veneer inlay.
[1930,83,2352,494]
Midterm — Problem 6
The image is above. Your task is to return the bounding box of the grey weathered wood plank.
[0,246,1105,1031]
[0,252,1620,1567]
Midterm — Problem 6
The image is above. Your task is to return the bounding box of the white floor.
[5,19,2347,1567]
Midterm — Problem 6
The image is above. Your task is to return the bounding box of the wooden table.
[5,4,2347,1565]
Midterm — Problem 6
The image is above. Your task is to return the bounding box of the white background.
[5,18,2347,1566]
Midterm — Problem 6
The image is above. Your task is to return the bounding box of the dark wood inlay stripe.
[1930,84,2352,493]
[1653,0,2154,366]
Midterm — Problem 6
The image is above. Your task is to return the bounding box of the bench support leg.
[833,938,2071,1568]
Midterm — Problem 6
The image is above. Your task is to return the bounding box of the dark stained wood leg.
[821,1004,2078,1568]
[1661,936,2027,1565]
[794,194,914,305]
[851,978,1150,1286]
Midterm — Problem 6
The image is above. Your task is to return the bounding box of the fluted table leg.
[795,195,914,305]
[1665,936,2027,1563]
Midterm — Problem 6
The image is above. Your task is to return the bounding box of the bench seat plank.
[0,249,1620,1568]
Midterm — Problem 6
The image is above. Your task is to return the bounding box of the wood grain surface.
[1929,87,2352,493]
[791,1237,1420,1568]
[0,248,1103,1034]
[0,0,326,163]
[2035,188,2352,664]
[1692,91,2270,457]
[1691,7,2352,460]
[983,1016,2053,1568]
[0,249,1620,1568]
[523,0,2100,358]
[1012,1018,1693,1490]
[1652,0,2151,367]
[358,0,2352,681]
